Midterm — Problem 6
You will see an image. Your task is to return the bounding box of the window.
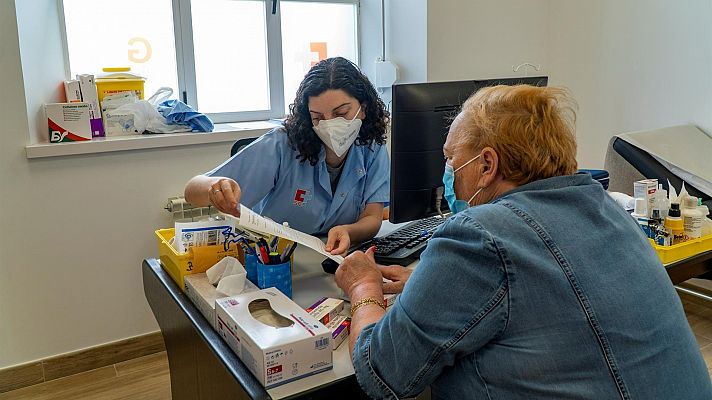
[61,0,359,123]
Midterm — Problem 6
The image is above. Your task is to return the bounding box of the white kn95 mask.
[312,107,362,157]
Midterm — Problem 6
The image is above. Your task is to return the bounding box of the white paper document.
[228,205,344,263]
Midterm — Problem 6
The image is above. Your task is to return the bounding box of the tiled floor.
[2,299,712,399]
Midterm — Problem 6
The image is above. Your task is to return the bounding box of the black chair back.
[230,137,258,157]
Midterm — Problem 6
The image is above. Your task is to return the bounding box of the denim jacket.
[352,174,712,399]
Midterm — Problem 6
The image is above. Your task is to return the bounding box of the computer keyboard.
[354,215,447,266]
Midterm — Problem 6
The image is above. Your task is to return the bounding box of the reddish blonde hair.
[457,85,578,185]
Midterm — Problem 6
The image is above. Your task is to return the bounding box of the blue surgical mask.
[442,155,484,214]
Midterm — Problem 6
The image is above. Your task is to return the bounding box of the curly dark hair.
[283,57,390,165]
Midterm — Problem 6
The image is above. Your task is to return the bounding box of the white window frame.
[58,0,360,124]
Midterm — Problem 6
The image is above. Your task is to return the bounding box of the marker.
[269,252,281,264]
[256,239,270,264]
[254,245,265,264]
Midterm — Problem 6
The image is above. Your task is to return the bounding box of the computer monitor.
[389,76,548,223]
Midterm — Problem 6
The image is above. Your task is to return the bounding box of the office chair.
[230,137,258,157]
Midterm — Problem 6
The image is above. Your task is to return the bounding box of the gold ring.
[212,188,222,194]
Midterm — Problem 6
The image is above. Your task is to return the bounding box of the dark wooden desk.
[666,250,712,285]
[142,258,366,400]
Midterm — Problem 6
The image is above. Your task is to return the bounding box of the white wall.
[426,0,712,169]
[360,0,428,108]
[0,0,32,368]
[0,0,234,368]
[427,0,550,81]
[548,0,712,168]
[14,0,66,144]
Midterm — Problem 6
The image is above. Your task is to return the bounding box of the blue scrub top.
[206,127,390,235]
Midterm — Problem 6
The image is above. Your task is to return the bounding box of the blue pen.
[269,235,280,252]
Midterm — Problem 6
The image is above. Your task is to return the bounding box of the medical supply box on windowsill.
[155,228,243,290]
[45,102,93,142]
[216,288,332,389]
[95,68,145,104]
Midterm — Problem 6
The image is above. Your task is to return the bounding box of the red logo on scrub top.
[294,189,309,206]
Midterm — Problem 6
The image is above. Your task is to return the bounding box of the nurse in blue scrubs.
[184,57,390,256]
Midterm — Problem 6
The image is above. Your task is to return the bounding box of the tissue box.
[326,315,350,350]
[216,289,332,389]
[184,273,258,329]
[155,228,243,290]
[306,297,344,325]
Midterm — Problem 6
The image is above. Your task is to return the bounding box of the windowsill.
[25,120,281,159]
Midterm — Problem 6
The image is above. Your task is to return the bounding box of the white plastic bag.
[106,87,192,134]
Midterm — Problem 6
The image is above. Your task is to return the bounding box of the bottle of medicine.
[664,203,685,244]
[682,196,703,240]
[656,184,669,219]
[631,198,650,237]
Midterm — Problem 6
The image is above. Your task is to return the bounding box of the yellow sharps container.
[95,67,146,103]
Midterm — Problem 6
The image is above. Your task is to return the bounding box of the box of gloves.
[184,256,258,329]
[216,288,332,389]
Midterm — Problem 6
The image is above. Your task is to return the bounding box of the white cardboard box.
[184,273,258,329]
[45,102,92,142]
[64,80,82,102]
[76,74,105,137]
[325,315,350,350]
[305,297,344,325]
[216,289,332,389]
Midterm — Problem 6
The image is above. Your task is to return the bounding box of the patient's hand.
[380,265,412,294]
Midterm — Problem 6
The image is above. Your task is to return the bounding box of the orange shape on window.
[310,42,327,66]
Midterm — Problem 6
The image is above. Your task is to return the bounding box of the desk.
[665,249,712,285]
[144,239,712,399]
[143,245,372,400]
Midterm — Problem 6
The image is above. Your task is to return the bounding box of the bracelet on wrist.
[350,297,385,315]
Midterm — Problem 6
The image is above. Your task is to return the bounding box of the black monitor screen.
[389,76,548,223]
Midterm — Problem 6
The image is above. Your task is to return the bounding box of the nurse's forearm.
[345,203,384,242]
[184,175,222,207]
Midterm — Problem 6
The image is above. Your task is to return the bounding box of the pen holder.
[245,253,259,285]
[245,253,293,298]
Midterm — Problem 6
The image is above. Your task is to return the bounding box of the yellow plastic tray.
[155,228,243,290]
[650,234,712,264]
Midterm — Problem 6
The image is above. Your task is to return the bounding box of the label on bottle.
[683,213,703,240]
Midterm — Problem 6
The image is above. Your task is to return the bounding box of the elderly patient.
[335,85,712,399]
